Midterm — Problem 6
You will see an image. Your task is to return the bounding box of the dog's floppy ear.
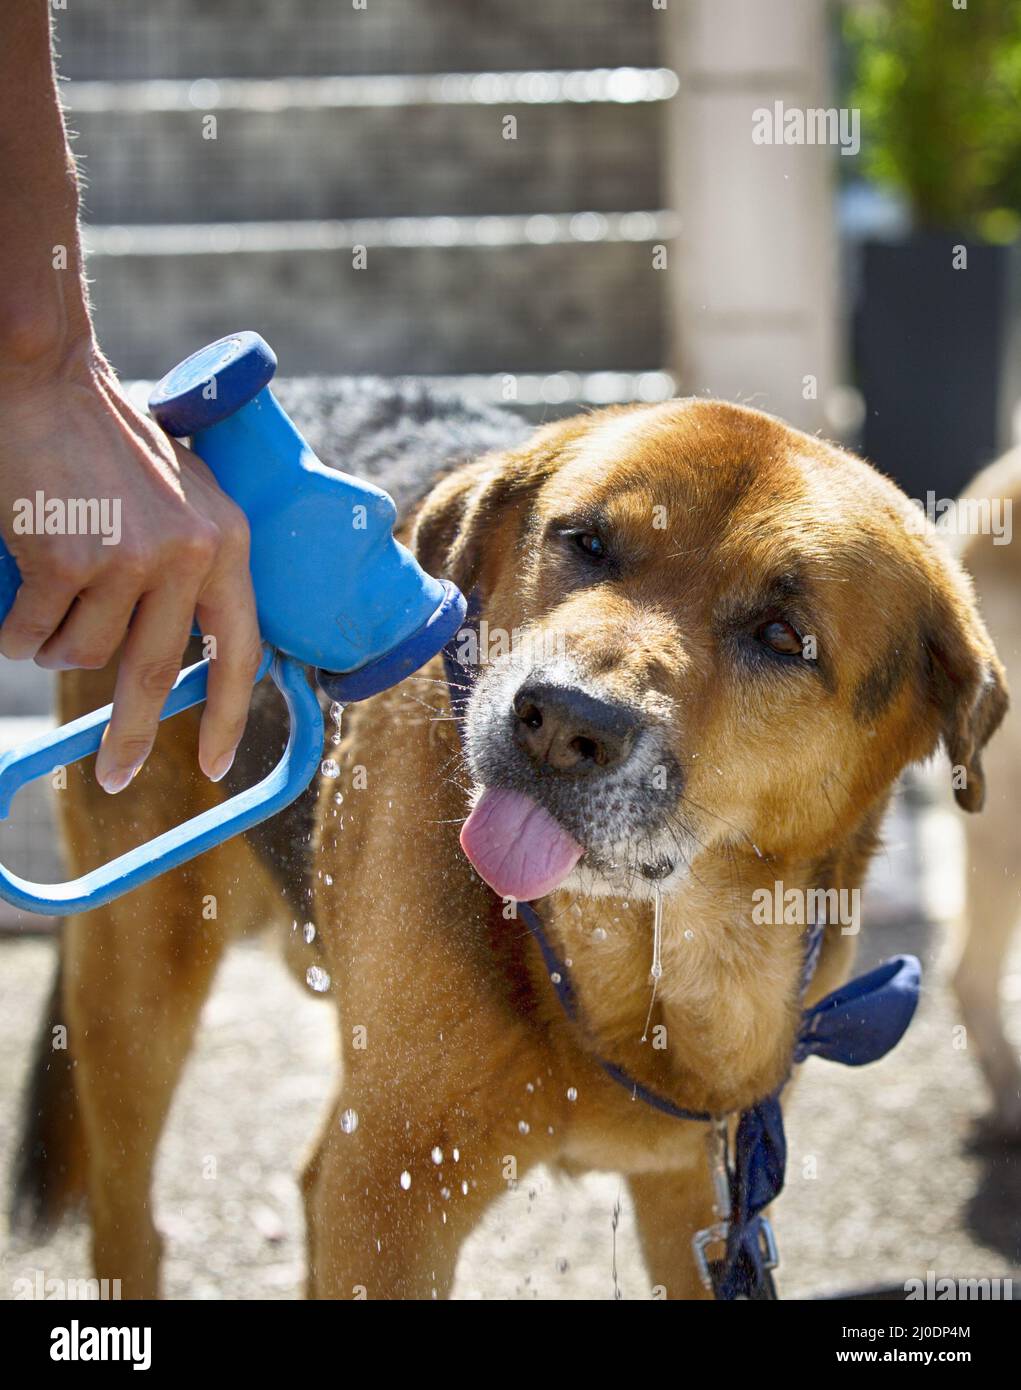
[412,416,590,594]
[411,456,519,594]
[923,554,1008,812]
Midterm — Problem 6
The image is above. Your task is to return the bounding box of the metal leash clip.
[692,1117,780,1296]
[692,1118,733,1291]
[757,1216,780,1272]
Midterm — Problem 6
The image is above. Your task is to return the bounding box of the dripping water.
[322,702,345,777]
[641,885,663,1043]
[328,699,345,748]
[610,1186,623,1301]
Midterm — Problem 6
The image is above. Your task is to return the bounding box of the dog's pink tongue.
[460,788,583,901]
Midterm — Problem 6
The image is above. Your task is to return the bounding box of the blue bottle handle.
[0,542,324,916]
[0,644,323,914]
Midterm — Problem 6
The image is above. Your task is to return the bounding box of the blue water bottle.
[0,332,465,915]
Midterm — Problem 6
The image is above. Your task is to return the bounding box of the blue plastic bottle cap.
[149,331,278,437]
[316,580,467,703]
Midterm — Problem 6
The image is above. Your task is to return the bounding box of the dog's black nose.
[512,682,638,773]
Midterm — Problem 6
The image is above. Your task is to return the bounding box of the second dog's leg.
[954,822,1021,1138]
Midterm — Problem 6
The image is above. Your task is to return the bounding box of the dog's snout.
[512,682,638,774]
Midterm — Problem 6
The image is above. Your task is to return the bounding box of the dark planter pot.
[856,233,1021,501]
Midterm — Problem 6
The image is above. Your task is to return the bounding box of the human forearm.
[0,4,261,789]
[0,0,91,371]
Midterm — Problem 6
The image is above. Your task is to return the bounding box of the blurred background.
[1,0,1020,1299]
[49,0,1021,484]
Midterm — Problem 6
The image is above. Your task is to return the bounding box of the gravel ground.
[1,786,1019,1301]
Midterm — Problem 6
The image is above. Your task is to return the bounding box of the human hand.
[0,340,262,791]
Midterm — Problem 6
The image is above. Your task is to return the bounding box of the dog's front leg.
[301,1095,509,1301]
[627,1164,720,1300]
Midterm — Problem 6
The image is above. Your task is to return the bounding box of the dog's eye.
[573,531,606,560]
[756,619,803,655]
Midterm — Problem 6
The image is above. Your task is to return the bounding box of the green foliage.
[846,0,1021,239]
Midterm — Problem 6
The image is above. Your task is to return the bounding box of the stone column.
[661,0,843,434]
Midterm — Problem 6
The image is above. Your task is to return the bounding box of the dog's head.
[414,400,1007,904]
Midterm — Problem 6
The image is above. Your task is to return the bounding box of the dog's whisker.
[438,774,474,797]
[675,792,754,846]
[407,673,473,691]
[400,691,448,714]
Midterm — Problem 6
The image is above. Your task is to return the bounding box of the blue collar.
[516,896,920,1299]
[443,595,921,1299]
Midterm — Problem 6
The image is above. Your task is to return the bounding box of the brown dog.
[15,392,1007,1299]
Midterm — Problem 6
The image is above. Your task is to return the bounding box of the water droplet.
[323,873,333,886]
[452,1148,460,1162]
[431,1146,443,1165]
[525,1082,534,1093]
[333,792,344,806]
[440,1187,451,1200]
[556,1258,570,1274]
[650,886,663,982]
[303,922,316,944]
[329,701,344,725]
[518,1121,530,1135]
[400,1170,412,1191]
[321,759,340,779]
[641,888,665,1041]
[340,1108,359,1133]
[592,926,608,941]
[550,971,561,985]
[306,965,331,993]
[461,1180,469,1196]
[566,1087,578,1102]
[684,929,695,941]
